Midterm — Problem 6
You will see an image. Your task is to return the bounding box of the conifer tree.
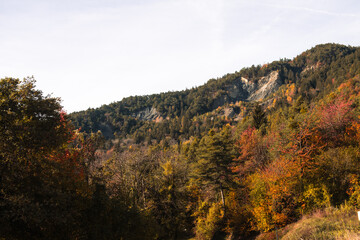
[252,104,267,130]
[191,126,235,213]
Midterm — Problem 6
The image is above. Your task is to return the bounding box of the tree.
[232,127,269,180]
[252,104,267,130]
[0,77,71,159]
[0,77,86,239]
[191,126,235,213]
[316,95,354,147]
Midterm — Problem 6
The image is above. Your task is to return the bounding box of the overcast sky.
[1,0,360,113]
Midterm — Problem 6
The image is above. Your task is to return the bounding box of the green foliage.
[299,184,331,214]
[252,104,267,130]
[190,126,236,212]
[0,77,71,158]
[0,77,83,239]
[70,44,360,150]
[314,147,360,206]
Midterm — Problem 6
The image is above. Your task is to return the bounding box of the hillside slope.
[70,43,360,144]
[256,205,360,240]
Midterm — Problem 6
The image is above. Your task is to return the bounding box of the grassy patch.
[256,205,360,240]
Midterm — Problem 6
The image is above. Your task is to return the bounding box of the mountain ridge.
[70,43,360,143]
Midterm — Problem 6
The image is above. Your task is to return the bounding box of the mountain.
[3,43,360,239]
[70,43,360,144]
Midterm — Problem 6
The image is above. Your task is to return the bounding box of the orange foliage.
[249,156,300,232]
[232,127,269,180]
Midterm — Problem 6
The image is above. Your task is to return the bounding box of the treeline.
[70,43,360,146]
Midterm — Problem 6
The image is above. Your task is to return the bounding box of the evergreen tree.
[191,126,235,213]
[252,104,267,130]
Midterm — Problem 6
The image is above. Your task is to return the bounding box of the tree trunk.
[219,183,226,216]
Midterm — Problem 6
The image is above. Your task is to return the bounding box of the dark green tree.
[0,77,85,239]
[252,104,267,130]
[191,126,235,213]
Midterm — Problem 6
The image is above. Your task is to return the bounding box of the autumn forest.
[1,43,360,239]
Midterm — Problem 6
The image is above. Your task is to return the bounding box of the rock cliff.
[221,70,282,103]
[132,107,161,121]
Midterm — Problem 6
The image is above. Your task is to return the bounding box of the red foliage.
[232,127,269,179]
[48,149,86,182]
[317,96,354,146]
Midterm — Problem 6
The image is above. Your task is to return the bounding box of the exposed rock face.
[132,107,160,121]
[228,77,256,99]
[240,77,257,96]
[301,62,322,75]
[247,71,282,101]
[134,71,282,122]
[222,71,282,103]
[222,107,235,118]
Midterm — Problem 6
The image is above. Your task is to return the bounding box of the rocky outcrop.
[247,71,282,101]
[301,62,323,75]
[218,107,236,118]
[132,107,161,121]
[221,71,282,103]
[228,77,255,99]
[214,77,255,108]
[134,72,282,122]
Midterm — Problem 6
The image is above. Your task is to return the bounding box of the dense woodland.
[1,43,360,239]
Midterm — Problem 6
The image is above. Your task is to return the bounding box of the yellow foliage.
[161,160,173,177]
[300,184,331,214]
[285,84,296,97]
[272,98,277,107]
[249,157,301,232]
[193,201,224,239]
[348,174,360,208]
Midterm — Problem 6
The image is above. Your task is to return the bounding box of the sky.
[1,0,360,113]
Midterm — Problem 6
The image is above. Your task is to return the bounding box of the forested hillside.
[2,43,360,239]
[70,44,360,146]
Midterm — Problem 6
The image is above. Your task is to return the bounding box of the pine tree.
[252,104,267,130]
[191,126,235,213]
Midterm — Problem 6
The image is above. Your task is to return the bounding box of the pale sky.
[1,0,360,113]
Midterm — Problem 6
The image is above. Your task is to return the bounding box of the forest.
[1,43,360,239]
